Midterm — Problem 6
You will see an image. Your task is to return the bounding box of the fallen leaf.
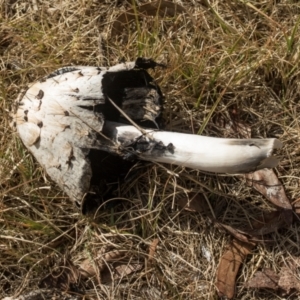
[216,222,253,243]
[148,238,159,263]
[101,262,143,283]
[102,249,127,262]
[79,249,143,284]
[244,169,291,210]
[245,268,279,290]
[278,266,300,294]
[145,238,159,279]
[101,250,142,283]
[216,239,255,299]
[246,258,300,296]
[114,263,143,279]
[245,169,293,225]
[79,258,99,279]
[216,210,291,244]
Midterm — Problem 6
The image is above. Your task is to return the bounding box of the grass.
[1,0,300,299]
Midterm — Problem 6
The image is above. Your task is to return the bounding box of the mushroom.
[12,58,282,212]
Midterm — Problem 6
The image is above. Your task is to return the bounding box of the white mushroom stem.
[103,121,282,174]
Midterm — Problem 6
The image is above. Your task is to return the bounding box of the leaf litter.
[246,258,300,296]
[216,239,255,299]
[39,248,144,293]
[244,169,293,225]
[39,238,160,292]
[176,108,296,299]
[34,101,293,300]
[79,249,143,284]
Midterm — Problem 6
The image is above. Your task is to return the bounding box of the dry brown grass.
[1,0,300,299]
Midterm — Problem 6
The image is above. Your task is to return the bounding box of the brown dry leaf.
[101,262,143,283]
[244,169,291,210]
[216,239,255,299]
[178,193,285,243]
[114,263,143,279]
[246,259,300,296]
[278,259,300,295]
[213,211,286,243]
[245,268,279,290]
[102,250,127,262]
[148,238,159,263]
[79,249,143,284]
[111,0,189,37]
[80,250,126,276]
[79,258,98,278]
[216,223,253,243]
[245,169,293,225]
[102,250,143,283]
[101,250,142,283]
[79,250,125,277]
[146,238,159,279]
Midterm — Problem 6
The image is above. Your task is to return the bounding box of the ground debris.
[245,268,279,290]
[148,238,159,263]
[79,249,143,284]
[216,239,255,299]
[244,169,293,225]
[246,258,300,296]
[278,265,300,295]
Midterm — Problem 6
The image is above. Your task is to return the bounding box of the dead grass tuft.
[1,0,300,299]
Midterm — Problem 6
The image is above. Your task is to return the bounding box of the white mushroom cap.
[12,59,282,211]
